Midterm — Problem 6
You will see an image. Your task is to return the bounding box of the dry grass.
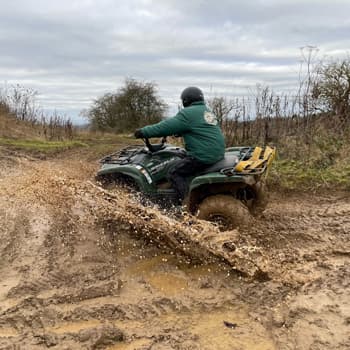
[0,112,41,139]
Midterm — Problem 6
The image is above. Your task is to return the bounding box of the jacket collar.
[189,101,205,107]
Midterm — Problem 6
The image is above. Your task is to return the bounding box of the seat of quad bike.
[200,154,239,174]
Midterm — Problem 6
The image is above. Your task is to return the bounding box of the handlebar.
[143,137,167,153]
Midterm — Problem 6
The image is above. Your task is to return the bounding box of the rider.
[134,86,225,202]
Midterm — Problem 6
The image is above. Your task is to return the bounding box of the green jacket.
[141,101,225,164]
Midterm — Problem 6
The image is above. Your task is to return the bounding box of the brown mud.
[0,147,349,349]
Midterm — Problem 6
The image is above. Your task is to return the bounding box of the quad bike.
[96,137,276,230]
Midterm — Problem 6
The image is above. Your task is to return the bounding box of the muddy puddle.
[0,153,349,349]
[42,245,276,350]
[115,250,276,350]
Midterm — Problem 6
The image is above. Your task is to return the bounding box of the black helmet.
[180,86,204,107]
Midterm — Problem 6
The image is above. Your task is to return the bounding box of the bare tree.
[6,84,39,123]
[207,96,235,127]
[312,58,350,122]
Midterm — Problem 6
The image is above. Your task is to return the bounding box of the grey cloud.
[1,0,350,123]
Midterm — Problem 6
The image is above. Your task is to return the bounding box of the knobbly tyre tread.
[196,194,251,231]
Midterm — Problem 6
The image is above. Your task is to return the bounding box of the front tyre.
[96,174,137,191]
[196,194,250,231]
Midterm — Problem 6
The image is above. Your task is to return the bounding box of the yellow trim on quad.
[235,146,276,174]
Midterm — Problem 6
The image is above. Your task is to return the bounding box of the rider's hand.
[134,129,144,139]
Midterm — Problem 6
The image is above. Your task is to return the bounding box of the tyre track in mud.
[0,152,349,349]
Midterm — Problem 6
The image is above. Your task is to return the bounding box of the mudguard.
[97,163,155,193]
[189,172,256,192]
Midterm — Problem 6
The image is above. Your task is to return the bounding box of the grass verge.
[268,158,350,192]
[0,138,88,154]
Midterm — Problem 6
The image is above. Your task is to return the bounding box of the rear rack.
[221,146,276,177]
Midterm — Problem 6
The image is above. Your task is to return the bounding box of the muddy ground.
[0,146,349,350]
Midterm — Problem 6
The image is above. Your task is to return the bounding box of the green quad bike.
[96,137,276,230]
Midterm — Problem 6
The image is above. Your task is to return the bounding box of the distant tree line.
[86,79,167,133]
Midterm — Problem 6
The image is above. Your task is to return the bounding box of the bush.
[86,79,167,132]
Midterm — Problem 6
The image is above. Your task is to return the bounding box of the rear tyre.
[196,194,250,231]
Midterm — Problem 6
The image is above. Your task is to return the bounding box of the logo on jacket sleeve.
[204,111,218,125]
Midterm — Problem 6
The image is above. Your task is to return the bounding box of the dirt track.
[0,147,349,349]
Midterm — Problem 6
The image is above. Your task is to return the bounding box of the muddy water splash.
[89,181,272,280]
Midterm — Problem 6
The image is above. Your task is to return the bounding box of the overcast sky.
[1,0,350,123]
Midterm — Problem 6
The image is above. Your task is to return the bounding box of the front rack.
[99,145,145,164]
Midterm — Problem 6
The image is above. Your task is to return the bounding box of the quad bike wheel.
[196,194,250,231]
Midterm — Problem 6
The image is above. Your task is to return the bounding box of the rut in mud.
[0,149,349,349]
